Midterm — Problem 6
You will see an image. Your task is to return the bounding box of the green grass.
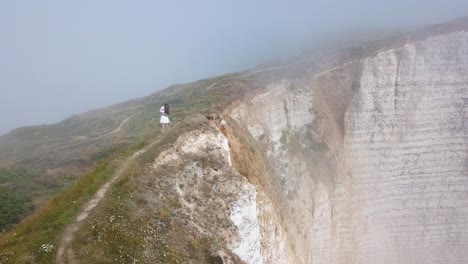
[0,169,41,231]
[0,168,41,191]
[0,69,263,263]
[0,187,30,232]
[71,133,183,263]
[72,157,229,263]
[0,159,118,263]
[72,181,145,264]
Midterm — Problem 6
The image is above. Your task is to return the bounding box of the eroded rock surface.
[339,31,468,264]
[230,31,468,264]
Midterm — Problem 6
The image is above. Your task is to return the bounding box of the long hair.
[164,103,170,115]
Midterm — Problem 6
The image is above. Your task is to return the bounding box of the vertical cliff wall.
[339,31,468,264]
[229,30,468,264]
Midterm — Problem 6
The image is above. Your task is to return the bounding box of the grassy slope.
[0,77,223,232]
[0,161,116,263]
[0,71,263,263]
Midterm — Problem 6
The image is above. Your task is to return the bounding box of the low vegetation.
[71,118,236,263]
[0,158,117,263]
[0,70,264,263]
[0,187,30,232]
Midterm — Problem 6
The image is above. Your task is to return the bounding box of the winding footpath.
[55,141,156,264]
[51,114,137,152]
[7,114,136,165]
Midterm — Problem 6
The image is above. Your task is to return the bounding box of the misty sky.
[1,1,468,135]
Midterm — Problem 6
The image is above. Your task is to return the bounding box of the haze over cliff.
[3,0,468,136]
[230,23,468,263]
[0,16,468,264]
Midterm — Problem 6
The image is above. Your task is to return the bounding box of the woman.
[160,103,171,132]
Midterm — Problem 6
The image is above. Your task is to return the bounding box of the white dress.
[160,106,170,124]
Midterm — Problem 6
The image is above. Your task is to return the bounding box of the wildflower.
[39,244,55,254]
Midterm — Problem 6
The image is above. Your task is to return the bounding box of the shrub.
[0,187,30,232]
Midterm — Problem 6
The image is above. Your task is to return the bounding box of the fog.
[1,0,468,135]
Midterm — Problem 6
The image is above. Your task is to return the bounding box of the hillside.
[1,16,468,264]
[0,71,252,229]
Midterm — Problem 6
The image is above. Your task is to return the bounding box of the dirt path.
[55,141,153,264]
[51,114,137,151]
[7,114,136,165]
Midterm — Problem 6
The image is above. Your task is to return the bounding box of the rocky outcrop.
[149,128,295,264]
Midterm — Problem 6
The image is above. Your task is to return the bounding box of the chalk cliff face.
[339,31,468,264]
[3,15,468,264]
[227,30,468,263]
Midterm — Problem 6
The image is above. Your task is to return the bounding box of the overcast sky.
[1,0,468,135]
